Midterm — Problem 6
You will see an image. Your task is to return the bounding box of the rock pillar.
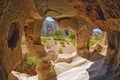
[24,19,57,80]
[76,25,91,58]
[0,21,22,80]
[105,31,120,80]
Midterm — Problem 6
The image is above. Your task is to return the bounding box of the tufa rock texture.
[0,0,120,80]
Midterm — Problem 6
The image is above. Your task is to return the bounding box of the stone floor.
[12,51,106,80]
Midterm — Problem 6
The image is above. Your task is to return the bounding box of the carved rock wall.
[0,0,120,80]
[105,31,120,80]
[0,0,56,80]
[24,19,57,80]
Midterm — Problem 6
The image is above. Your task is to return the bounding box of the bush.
[71,40,76,46]
[54,40,57,45]
[66,40,70,45]
[69,33,75,40]
[59,40,64,44]
[59,40,65,47]
[15,53,38,76]
[61,43,65,47]
[41,37,51,44]
[58,47,63,53]
[89,33,103,47]
[52,30,65,38]
[45,44,51,48]
[41,37,47,44]
[89,39,95,47]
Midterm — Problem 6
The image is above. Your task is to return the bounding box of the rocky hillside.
[41,20,59,36]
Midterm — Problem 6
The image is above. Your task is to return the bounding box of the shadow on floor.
[87,51,107,80]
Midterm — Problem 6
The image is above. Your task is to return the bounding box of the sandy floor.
[12,50,106,80]
[13,39,107,80]
[46,38,76,54]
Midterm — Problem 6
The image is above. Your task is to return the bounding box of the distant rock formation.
[41,20,59,36]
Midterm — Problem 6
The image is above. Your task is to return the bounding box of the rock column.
[25,19,57,80]
[76,25,91,58]
[105,31,120,80]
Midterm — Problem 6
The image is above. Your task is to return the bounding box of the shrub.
[71,40,76,46]
[89,33,103,47]
[69,33,75,40]
[66,40,70,45]
[41,37,51,44]
[58,47,63,53]
[54,40,57,45]
[45,44,51,48]
[52,30,65,38]
[15,53,38,76]
[61,43,65,47]
[59,40,65,47]
[41,37,47,44]
[47,38,51,40]
[59,40,64,44]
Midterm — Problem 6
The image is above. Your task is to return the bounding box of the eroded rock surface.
[0,0,120,80]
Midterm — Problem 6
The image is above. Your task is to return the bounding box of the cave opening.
[41,16,76,61]
[13,26,38,76]
[7,22,20,51]
[89,28,107,60]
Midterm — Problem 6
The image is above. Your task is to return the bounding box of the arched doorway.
[41,16,77,62]
[89,28,107,60]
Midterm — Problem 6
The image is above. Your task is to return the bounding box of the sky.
[93,28,102,33]
[45,16,55,21]
[45,17,102,33]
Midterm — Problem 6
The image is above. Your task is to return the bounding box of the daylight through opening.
[41,16,76,61]
[89,28,107,57]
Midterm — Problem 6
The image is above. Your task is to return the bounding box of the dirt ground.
[12,42,107,80]
[12,53,106,80]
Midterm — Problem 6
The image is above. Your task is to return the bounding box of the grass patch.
[15,53,38,76]
[58,47,63,53]
[61,43,65,47]
[45,44,51,49]
[70,40,76,46]
[68,33,75,40]
[54,40,57,45]
[66,40,70,45]
[59,40,66,47]
[89,35,101,47]
[41,37,51,44]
